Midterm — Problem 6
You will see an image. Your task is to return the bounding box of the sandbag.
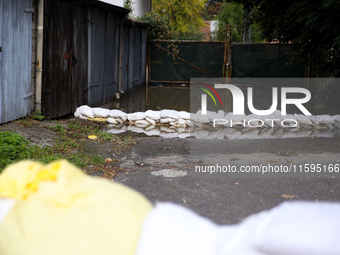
[92,108,110,118]
[0,160,152,255]
[160,110,179,119]
[109,110,127,121]
[76,105,94,119]
[128,112,146,121]
[145,110,161,121]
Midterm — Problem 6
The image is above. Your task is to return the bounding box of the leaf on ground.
[281,194,295,199]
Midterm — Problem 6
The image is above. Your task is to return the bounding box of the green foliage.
[90,155,105,165]
[29,109,44,120]
[214,2,263,42]
[140,12,174,40]
[124,0,135,18]
[233,0,340,76]
[215,2,243,41]
[202,2,223,20]
[151,0,206,35]
[0,132,29,168]
[0,122,135,173]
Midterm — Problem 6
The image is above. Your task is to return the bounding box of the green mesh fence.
[231,43,305,78]
[149,41,305,82]
[149,40,225,82]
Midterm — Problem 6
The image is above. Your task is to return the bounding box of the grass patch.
[0,120,136,176]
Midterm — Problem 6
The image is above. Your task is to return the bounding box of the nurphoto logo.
[200,84,311,128]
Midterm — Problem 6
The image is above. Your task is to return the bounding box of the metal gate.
[42,0,88,119]
[0,0,32,124]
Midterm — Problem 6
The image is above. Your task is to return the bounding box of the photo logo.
[201,84,311,116]
[198,82,223,114]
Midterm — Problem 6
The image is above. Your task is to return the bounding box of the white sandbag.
[145,117,156,126]
[197,115,210,124]
[145,110,161,121]
[145,125,157,131]
[254,202,340,255]
[160,109,179,119]
[109,110,127,121]
[185,120,194,127]
[272,128,284,136]
[333,115,340,122]
[225,113,246,126]
[177,127,186,133]
[190,113,199,122]
[177,118,186,127]
[178,133,192,139]
[74,111,81,118]
[259,128,274,136]
[74,111,87,120]
[178,111,190,120]
[219,127,236,136]
[92,107,110,118]
[217,110,225,118]
[144,128,161,136]
[115,117,124,124]
[160,118,176,124]
[135,120,150,128]
[107,125,127,134]
[169,122,177,126]
[205,111,220,122]
[127,125,145,133]
[106,118,118,124]
[160,126,175,133]
[76,105,94,118]
[127,112,146,121]
[314,115,335,125]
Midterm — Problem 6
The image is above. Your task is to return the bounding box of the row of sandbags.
[74,105,340,129]
[106,123,340,139]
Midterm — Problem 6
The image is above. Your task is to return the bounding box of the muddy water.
[100,84,190,113]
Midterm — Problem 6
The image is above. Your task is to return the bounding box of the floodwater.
[101,82,340,116]
[101,83,191,113]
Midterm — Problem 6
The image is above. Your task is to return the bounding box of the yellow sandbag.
[88,117,108,122]
[0,160,152,255]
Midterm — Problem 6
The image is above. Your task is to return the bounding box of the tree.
[233,0,340,76]
[214,2,262,42]
[202,1,223,20]
[152,0,206,35]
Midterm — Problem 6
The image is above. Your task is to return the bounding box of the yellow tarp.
[0,160,152,255]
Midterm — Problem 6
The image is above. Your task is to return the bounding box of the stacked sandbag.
[74,106,340,139]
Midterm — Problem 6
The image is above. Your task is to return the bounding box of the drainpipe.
[35,0,44,112]
[116,12,129,100]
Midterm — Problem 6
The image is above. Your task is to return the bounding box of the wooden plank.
[72,2,88,112]
[0,0,32,123]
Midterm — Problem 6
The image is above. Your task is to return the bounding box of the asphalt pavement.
[115,136,340,225]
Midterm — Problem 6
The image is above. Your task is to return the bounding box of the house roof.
[124,19,151,28]
[77,0,130,13]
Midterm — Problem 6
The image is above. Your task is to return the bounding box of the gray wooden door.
[42,0,88,119]
[89,7,106,106]
[0,0,32,124]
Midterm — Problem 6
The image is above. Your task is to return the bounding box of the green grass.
[0,121,136,174]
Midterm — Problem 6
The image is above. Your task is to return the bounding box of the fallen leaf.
[105,158,113,163]
[281,194,295,199]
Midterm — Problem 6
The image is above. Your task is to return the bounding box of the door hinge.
[23,92,33,99]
